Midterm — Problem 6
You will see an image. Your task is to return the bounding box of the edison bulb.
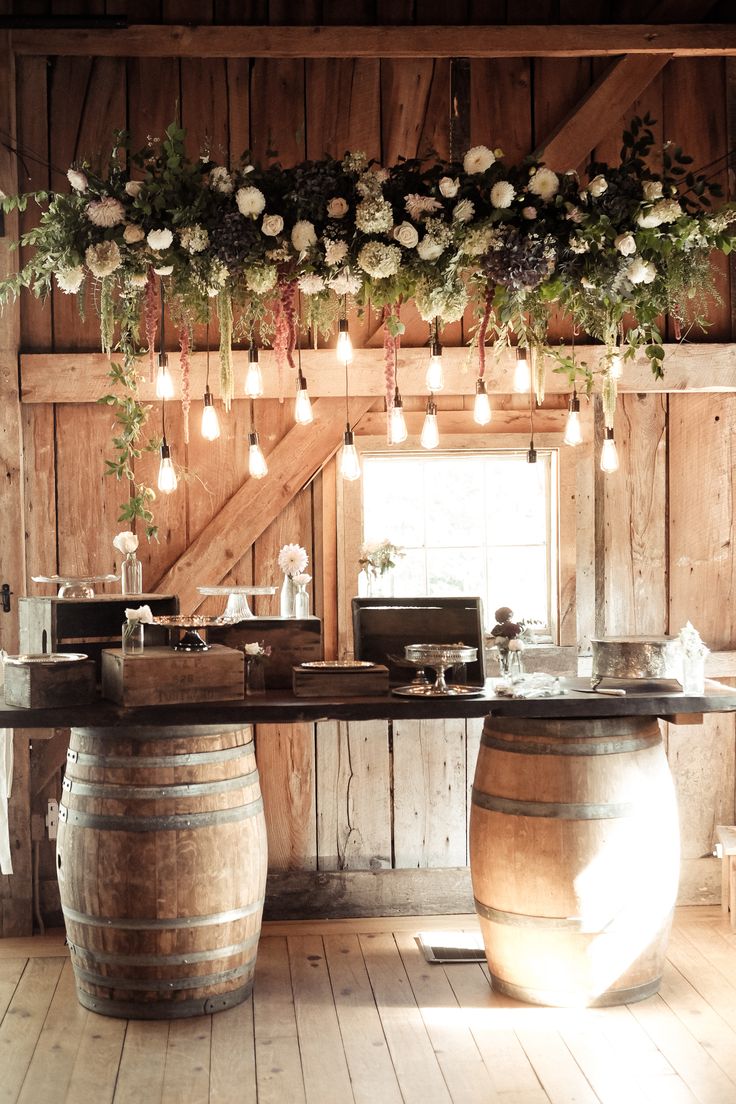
[563,395,582,447]
[244,360,264,398]
[155,357,175,400]
[201,391,221,441]
[420,404,439,450]
[294,375,313,425]
[473,379,491,426]
[336,319,353,363]
[248,431,268,479]
[389,397,408,444]
[600,429,619,474]
[157,442,177,494]
[514,347,530,393]
[340,429,361,481]
[425,340,444,391]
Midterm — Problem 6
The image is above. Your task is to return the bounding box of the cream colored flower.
[86,196,125,228]
[298,273,326,295]
[209,166,233,193]
[328,268,362,296]
[67,168,88,193]
[614,232,637,256]
[85,240,122,277]
[125,180,143,198]
[236,186,266,217]
[490,180,515,208]
[55,267,84,294]
[453,198,475,223]
[147,228,173,250]
[123,223,145,244]
[393,221,419,248]
[153,264,174,276]
[327,197,349,218]
[261,214,284,237]
[463,145,495,174]
[129,272,148,288]
[438,176,460,198]
[404,194,443,220]
[179,225,209,253]
[113,531,139,555]
[588,174,608,197]
[324,238,349,266]
[357,241,401,278]
[417,237,445,261]
[291,220,317,252]
[528,167,559,201]
[627,257,657,284]
[642,179,664,201]
[125,604,154,624]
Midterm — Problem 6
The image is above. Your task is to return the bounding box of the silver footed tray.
[398,643,479,695]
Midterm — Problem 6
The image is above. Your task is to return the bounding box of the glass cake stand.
[393,643,481,697]
[197,586,277,621]
[32,573,119,598]
[150,614,220,652]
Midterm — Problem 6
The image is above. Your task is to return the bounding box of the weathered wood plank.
[255,722,316,871]
[0,733,32,937]
[11,24,736,58]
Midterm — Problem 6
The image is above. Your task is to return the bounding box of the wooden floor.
[2,908,736,1103]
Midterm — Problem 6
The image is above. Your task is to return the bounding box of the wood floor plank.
[395,931,500,1103]
[666,928,736,1020]
[0,931,67,959]
[443,961,551,1104]
[511,1019,601,1104]
[210,998,257,1104]
[0,958,65,1104]
[16,960,87,1104]
[63,1013,127,1104]
[322,933,404,1104]
[0,959,26,1020]
[590,1006,698,1104]
[657,961,736,1085]
[676,921,736,990]
[556,1011,664,1104]
[287,934,355,1104]
[629,991,736,1104]
[253,936,306,1104]
[359,932,453,1104]
[112,1021,169,1104]
[161,1016,212,1104]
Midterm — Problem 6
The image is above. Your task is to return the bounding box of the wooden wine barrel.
[469,714,680,1007]
[57,724,267,1019]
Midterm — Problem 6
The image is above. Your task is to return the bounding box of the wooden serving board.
[292,664,389,698]
[101,645,244,706]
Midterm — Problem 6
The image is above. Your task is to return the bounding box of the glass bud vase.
[280,575,295,618]
[367,570,394,598]
[246,659,266,695]
[122,620,144,654]
[121,552,143,596]
[294,582,310,619]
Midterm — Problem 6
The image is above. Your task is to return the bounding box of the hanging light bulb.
[610,352,623,380]
[157,438,177,493]
[425,336,444,392]
[248,430,268,479]
[201,387,221,441]
[514,346,530,393]
[389,387,408,444]
[600,427,619,474]
[473,378,492,426]
[421,396,439,450]
[336,318,353,364]
[155,351,174,400]
[563,391,582,447]
[245,343,264,398]
[339,426,361,481]
[294,369,314,425]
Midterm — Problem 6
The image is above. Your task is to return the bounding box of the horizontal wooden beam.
[9,25,736,58]
[20,344,736,402]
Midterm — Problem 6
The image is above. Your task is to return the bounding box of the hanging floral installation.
[1,114,734,534]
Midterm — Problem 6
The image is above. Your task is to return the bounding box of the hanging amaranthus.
[602,369,617,429]
[144,270,158,383]
[217,289,234,410]
[477,290,494,379]
[100,276,114,355]
[273,279,298,402]
[179,323,191,444]
[533,347,546,406]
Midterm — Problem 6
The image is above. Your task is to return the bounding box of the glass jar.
[121,552,143,596]
[497,647,523,680]
[367,570,394,598]
[122,620,144,654]
[246,659,266,695]
[294,582,310,619]
[280,575,295,618]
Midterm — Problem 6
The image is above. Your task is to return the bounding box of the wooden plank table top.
[1,678,736,730]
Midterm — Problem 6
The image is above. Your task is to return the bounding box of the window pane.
[487,545,549,625]
[363,458,425,546]
[485,458,547,545]
[425,458,485,547]
[426,547,486,597]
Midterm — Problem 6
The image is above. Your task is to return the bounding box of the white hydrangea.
[55,266,84,294]
[490,180,515,209]
[327,268,363,296]
[236,186,266,217]
[179,225,209,254]
[297,274,326,295]
[245,264,278,294]
[462,226,498,256]
[528,167,559,202]
[463,145,495,174]
[355,196,394,234]
[86,196,125,228]
[85,240,122,277]
[357,241,402,278]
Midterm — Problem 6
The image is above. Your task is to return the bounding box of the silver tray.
[3,652,88,665]
[301,660,375,670]
[392,684,484,698]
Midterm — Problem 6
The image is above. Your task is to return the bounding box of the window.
[360,450,558,636]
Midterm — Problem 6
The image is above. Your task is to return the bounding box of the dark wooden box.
[101,645,244,706]
[4,659,97,709]
[19,594,179,676]
[292,663,389,698]
[352,597,485,685]
[207,617,323,689]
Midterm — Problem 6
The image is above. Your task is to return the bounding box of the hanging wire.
[205,322,210,390]
[249,396,255,434]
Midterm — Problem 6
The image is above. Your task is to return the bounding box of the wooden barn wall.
[3,9,736,928]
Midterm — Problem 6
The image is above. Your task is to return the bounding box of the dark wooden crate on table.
[19,594,179,676]
[207,617,323,689]
[352,597,486,685]
[3,659,96,708]
[292,663,389,697]
[101,645,244,706]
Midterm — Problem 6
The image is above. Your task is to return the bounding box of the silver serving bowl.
[591,636,683,681]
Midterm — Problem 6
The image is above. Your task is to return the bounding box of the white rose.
[463,145,495,174]
[261,214,284,236]
[642,179,664,201]
[125,180,143,198]
[528,167,559,201]
[125,604,154,625]
[236,186,266,217]
[123,223,145,244]
[291,219,317,252]
[113,530,139,555]
[490,180,515,208]
[147,227,173,250]
[327,197,349,218]
[244,642,262,655]
[627,257,657,284]
[393,222,419,248]
[521,206,537,220]
[67,168,88,193]
[614,232,637,256]
[417,237,445,261]
[588,174,608,197]
[55,267,84,294]
[438,176,460,198]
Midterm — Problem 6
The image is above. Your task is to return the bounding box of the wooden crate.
[19,594,179,676]
[292,663,389,698]
[101,645,244,706]
[3,659,96,708]
[207,617,323,689]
